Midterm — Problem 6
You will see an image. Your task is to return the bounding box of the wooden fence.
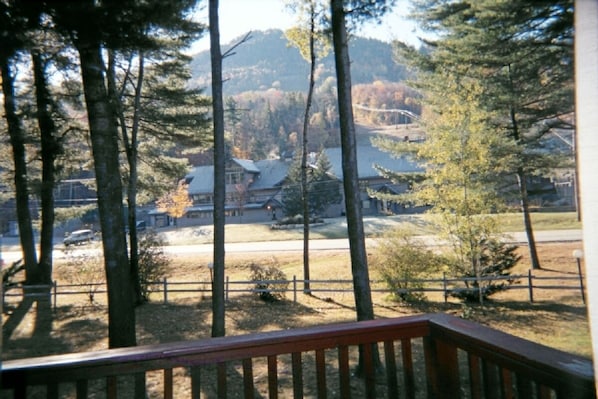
[2,270,586,310]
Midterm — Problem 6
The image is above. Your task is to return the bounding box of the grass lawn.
[3,239,590,361]
[160,211,581,244]
[2,234,590,397]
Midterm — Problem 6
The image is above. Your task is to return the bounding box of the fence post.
[226,276,229,302]
[574,252,586,304]
[528,270,534,303]
[53,281,57,310]
[163,278,168,304]
[293,275,297,303]
[443,273,448,303]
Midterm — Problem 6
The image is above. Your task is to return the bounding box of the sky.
[190,0,421,54]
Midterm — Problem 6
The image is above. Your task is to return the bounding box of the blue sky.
[190,0,421,54]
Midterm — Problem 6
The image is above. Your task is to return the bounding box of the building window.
[226,171,243,185]
[193,194,213,204]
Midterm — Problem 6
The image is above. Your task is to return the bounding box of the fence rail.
[2,269,586,310]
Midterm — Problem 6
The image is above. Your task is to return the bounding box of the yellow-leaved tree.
[156,183,192,227]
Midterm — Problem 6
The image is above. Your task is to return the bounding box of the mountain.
[189,29,407,95]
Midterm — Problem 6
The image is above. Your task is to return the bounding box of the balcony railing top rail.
[1,313,595,398]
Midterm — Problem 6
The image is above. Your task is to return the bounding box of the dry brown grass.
[2,241,590,366]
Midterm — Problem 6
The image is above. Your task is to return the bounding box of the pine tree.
[330,0,395,373]
[374,78,517,303]
[107,31,210,304]
[281,157,304,217]
[310,151,342,216]
[0,1,39,283]
[49,0,204,350]
[398,0,574,269]
[209,0,226,338]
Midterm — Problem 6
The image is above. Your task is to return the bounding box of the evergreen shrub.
[248,263,289,302]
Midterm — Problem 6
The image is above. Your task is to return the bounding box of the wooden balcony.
[1,313,594,398]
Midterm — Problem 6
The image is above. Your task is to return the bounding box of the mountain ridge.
[189,29,406,95]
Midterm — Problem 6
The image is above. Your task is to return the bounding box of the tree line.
[213,80,421,162]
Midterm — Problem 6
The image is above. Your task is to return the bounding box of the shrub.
[248,263,289,302]
[448,238,521,303]
[273,214,323,227]
[63,252,105,305]
[138,229,169,301]
[372,228,444,302]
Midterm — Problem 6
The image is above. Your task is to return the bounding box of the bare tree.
[286,0,329,293]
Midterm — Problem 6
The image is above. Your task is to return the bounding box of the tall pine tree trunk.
[75,39,136,349]
[1,58,39,282]
[29,50,58,340]
[517,168,541,269]
[107,50,144,304]
[330,0,375,323]
[508,96,541,270]
[301,6,317,295]
[210,0,226,338]
[32,50,58,285]
[127,53,144,304]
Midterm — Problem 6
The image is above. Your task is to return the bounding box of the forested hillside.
[189,29,408,95]
[188,29,420,164]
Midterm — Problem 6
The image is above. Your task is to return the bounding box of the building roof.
[232,158,261,173]
[185,159,290,195]
[186,165,214,194]
[185,145,420,196]
[250,159,289,190]
[323,145,423,180]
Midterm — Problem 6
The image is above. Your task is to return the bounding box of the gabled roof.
[232,158,260,173]
[186,166,214,194]
[250,159,289,190]
[185,159,290,195]
[185,145,420,196]
[323,145,422,180]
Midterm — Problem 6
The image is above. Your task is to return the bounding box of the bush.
[63,252,105,305]
[273,214,323,227]
[372,228,444,302]
[138,229,169,301]
[448,238,521,303]
[248,263,289,302]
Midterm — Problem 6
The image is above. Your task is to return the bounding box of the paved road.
[163,229,583,255]
[1,229,583,264]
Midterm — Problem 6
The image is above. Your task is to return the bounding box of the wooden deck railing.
[1,313,595,398]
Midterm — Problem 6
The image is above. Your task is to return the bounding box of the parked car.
[63,229,95,246]
[125,221,147,233]
[135,221,146,232]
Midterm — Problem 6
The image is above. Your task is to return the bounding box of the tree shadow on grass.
[225,294,319,332]
[3,303,107,360]
[3,297,35,344]
[467,300,588,327]
[135,300,213,344]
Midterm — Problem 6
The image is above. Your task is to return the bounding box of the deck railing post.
[424,331,461,398]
